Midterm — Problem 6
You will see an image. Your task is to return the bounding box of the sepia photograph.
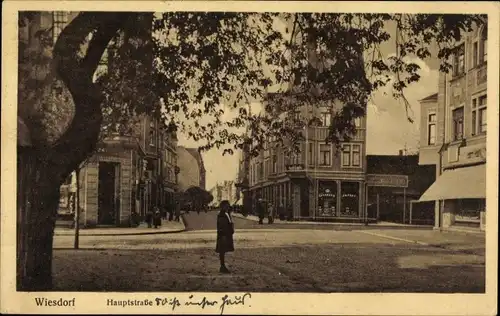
[1,1,498,315]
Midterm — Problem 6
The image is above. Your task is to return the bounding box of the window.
[452,107,464,141]
[342,145,351,167]
[308,143,314,165]
[427,113,437,145]
[319,144,331,166]
[272,155,277,173]
[320,112,332,127]
[472,95,487,135]
[472,42,478,67]
[342,144,362,167]
[452,44,465,76]
[149,121,156,146]
[479,28,487,64]
[354,117,362,128]
[52,12,68,44]
[352,145,361,167]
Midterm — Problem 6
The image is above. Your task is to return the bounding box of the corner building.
[247,96,368,222]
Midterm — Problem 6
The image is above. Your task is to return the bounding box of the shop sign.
[463,145,486,162]
[318,188,336,198]
[367,174,408,188]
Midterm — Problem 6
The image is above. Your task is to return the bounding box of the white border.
[1,1,498,315]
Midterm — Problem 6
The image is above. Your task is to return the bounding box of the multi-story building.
[21,11,180,227]
[418,23,487,231]
[243,92,369,221]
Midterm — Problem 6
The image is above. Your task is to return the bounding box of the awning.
[418,164,486,202]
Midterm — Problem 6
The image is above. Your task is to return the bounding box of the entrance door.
[98,162,119,225]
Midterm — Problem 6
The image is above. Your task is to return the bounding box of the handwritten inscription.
[152,293,252,314]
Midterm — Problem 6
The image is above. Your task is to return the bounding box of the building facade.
[28,11,180,227]
[418,23,487,231]
[243,95,369,222]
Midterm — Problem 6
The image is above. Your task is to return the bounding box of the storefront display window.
[340,182,359,217]
[455,199,484,223]
[317,181,337,217]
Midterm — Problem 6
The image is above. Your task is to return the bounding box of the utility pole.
[74,170,80,249]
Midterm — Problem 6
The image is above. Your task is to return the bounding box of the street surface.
[52,211,485,292]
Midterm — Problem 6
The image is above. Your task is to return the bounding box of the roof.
[419,93,438,102]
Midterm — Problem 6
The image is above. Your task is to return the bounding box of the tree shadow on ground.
[51,243,485,293]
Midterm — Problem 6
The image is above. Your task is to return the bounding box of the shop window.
[340,182,359,217]
[319,144,331,166]
[452,107,464,141]
[52,12,68,44]
[317,182,337,217]
[428,113,436,145]
[452,44,465,77]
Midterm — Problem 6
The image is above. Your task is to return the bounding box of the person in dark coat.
[153,207,162,228]
[257,198,265,224]
[146,208,153,228]
[216,200,234,273]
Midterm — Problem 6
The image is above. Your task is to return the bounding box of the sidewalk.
[232,213,430,228]
[54,218,186,236]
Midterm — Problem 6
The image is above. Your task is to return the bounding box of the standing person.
[145,207,153,228]
[267,203,274,224]
[257,198,265,225]
[216,200,234,274]
[278,201,285,221]
[153,206,162,228]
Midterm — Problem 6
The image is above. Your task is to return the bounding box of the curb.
[232,213,432,229]
[54,217,187,237]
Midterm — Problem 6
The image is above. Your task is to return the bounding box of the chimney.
[399,150,403,156]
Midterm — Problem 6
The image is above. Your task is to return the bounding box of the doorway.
[98,162,120,225]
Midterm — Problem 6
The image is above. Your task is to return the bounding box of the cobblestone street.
[52,211,485,292]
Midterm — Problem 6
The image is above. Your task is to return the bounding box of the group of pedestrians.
[255,198,292,224]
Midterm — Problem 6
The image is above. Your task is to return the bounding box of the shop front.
[366,174,409,223]
[418,163,486,230]
[315,180,363,220]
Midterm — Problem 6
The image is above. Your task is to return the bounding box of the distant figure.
[268,203,274,224]
[131,210,140,227]
[216,200,234,274]
[287,201,293,221]
[175,202,181,222]
[278,202,285,221]
[146,207,153,228]
[153,207,162,228]
[257,199,265,224]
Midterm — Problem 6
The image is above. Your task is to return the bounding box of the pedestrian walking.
[153,207,162,228]
[216,200,234,274]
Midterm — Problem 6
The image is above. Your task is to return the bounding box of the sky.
[176,17,440,191]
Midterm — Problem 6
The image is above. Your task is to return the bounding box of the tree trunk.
[17,148,62,291]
